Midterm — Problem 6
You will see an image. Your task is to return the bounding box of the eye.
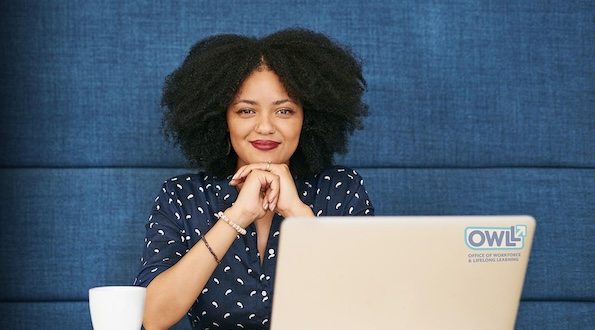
[276,108,294,115]
[237,109,255,116]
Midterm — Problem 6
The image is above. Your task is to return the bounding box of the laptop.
[270,216,536,330]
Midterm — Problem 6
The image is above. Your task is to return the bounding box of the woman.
[134,28,374,330]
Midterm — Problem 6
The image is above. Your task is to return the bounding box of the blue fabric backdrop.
[1,1,593,329]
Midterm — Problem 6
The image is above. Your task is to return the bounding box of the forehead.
[235,68,300,101]
[238,69,284,90]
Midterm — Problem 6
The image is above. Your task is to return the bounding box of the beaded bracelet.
[216,211,247,235]
[201,235,221,264]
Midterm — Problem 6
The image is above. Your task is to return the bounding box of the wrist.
[216,211,247,235]
[222,205,254,229]
[279,202,314,219]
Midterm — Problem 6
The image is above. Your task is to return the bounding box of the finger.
[229,165,250,186]
[230,165,247,182]
[230,163,273,185]
[263,174,280,211]
[267,193,278,212]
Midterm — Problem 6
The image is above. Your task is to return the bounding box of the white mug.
[89,286,146,330]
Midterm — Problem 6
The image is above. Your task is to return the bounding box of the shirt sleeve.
[134,180,192,287]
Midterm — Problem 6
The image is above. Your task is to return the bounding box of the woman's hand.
[229,162,312,218]
[227,165,280,226]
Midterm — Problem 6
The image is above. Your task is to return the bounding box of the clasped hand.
[228,162,303,225]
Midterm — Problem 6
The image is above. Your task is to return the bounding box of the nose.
[255,114,275,134]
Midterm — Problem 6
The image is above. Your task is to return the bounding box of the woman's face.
[226,68,303,170]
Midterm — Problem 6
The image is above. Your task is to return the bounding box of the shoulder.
[155,172,234,206]
[160,172,229,191]
[151,172,231,223]
[312,166,366,185]
[300,165,367,194]
[303,166,374,216]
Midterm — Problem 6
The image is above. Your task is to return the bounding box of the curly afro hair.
[161,28,368,178]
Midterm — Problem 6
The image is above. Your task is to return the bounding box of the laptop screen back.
[270,216,536,330]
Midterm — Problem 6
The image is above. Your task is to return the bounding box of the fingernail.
[263,202,269,210]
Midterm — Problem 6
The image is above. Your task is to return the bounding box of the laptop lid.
[270,216,536,330]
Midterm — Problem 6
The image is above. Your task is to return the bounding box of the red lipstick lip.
[251,140,280,151]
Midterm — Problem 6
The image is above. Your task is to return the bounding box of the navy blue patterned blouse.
[134,166,374,329]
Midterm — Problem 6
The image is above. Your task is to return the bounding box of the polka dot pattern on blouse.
[134,166,374,330]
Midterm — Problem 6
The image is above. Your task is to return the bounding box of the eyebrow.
[231,99,296,106]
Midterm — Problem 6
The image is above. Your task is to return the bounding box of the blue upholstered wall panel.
[2,168,593,301]
[1,301,593,330]
[1,0,593,168]
[1,168,594,328]
[0,302,189,329]
[1,0,593,329]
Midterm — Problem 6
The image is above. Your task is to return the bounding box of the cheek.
[291,114,304,140]
[288,124,303,146]
[294,127,303,141]
[227,119,248,139]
